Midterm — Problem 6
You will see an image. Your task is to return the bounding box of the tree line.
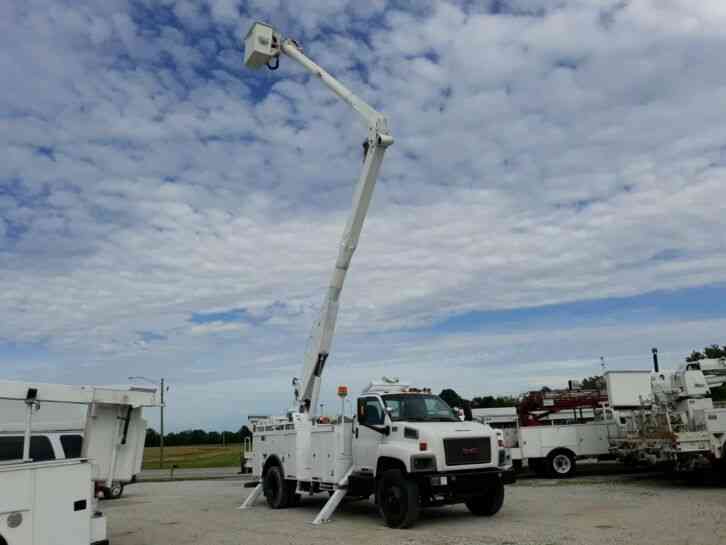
[145,425,253,447]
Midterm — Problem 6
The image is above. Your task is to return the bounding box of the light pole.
[129,376,167,469]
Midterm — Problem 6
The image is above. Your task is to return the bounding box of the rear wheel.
[376,469,420,529]
[263,466,293,509]
[465,477,504,516]
[547,450,576,478]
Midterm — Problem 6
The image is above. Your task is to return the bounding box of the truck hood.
[401,421,493,437]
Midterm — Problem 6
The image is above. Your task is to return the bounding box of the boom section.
[280,39,394,417]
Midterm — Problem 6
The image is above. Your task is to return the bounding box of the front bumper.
[415,468,505,505]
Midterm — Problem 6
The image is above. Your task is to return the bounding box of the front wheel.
[465,477,504,516]
[376,469,420,529]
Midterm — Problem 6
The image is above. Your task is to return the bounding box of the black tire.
[547,450,576,478]
[512,459,523,473]
[376,469,420,529]
[465,477,504,516]
[263,466,290,509]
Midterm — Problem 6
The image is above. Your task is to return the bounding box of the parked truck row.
[473,359,726,478]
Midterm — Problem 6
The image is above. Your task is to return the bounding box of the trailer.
[239,22,512,528]
[0,381,158,545]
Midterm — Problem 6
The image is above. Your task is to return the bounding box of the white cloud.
[1,1,726,428]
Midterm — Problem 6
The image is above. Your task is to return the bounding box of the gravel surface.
[106,473,726,545]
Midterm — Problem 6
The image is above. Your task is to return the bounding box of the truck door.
[353,396,385,475]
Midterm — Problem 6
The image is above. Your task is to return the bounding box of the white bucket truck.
[239,22,512,528]
[244,380,512,528]
[609,358,726,473]
[0,381,158,545]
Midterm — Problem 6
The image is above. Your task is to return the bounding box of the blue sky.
[2,0,726,431]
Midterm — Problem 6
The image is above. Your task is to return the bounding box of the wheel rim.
[111,485,122,497]
[553,454,572,474]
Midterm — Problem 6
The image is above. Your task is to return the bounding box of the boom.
[244,23,394,418]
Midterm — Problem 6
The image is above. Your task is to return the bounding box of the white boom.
[244,23,394,419]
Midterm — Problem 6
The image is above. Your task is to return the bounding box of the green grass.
[142,444,246,469]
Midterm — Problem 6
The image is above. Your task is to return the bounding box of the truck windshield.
[382,394,460,422]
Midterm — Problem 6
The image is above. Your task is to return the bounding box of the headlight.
[410,455,436,472]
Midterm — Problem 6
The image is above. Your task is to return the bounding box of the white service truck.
[609,358,726,473]
[474,371,653,478]
[240,22,512,528]
[0,381,158,545]
[0,401,143,499]
[246,381,513,528]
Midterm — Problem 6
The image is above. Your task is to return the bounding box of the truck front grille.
[443,437,492,466]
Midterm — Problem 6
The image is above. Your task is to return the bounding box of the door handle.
[355,427,359,439]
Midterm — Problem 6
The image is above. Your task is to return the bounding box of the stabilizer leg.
[311,466,354,525]
[312,488,346,525]
[239,483,263,510]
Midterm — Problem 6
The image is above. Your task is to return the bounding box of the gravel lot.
[105,472,725,545]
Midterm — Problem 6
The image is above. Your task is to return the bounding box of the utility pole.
[160,377,165,470]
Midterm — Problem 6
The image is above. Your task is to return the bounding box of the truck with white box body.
[0,400,145,499]
[609,358,726,473]
[474,370,653,478]
[0,381,158,545]
[246,381,513,528]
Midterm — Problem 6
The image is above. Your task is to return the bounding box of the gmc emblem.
[462,447,480,456]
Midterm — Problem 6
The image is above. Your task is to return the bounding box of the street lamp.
[129,376,167,469]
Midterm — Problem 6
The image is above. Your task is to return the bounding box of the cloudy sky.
[2,0,725,431]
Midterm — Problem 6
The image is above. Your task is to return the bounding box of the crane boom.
[268,37,394,417]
